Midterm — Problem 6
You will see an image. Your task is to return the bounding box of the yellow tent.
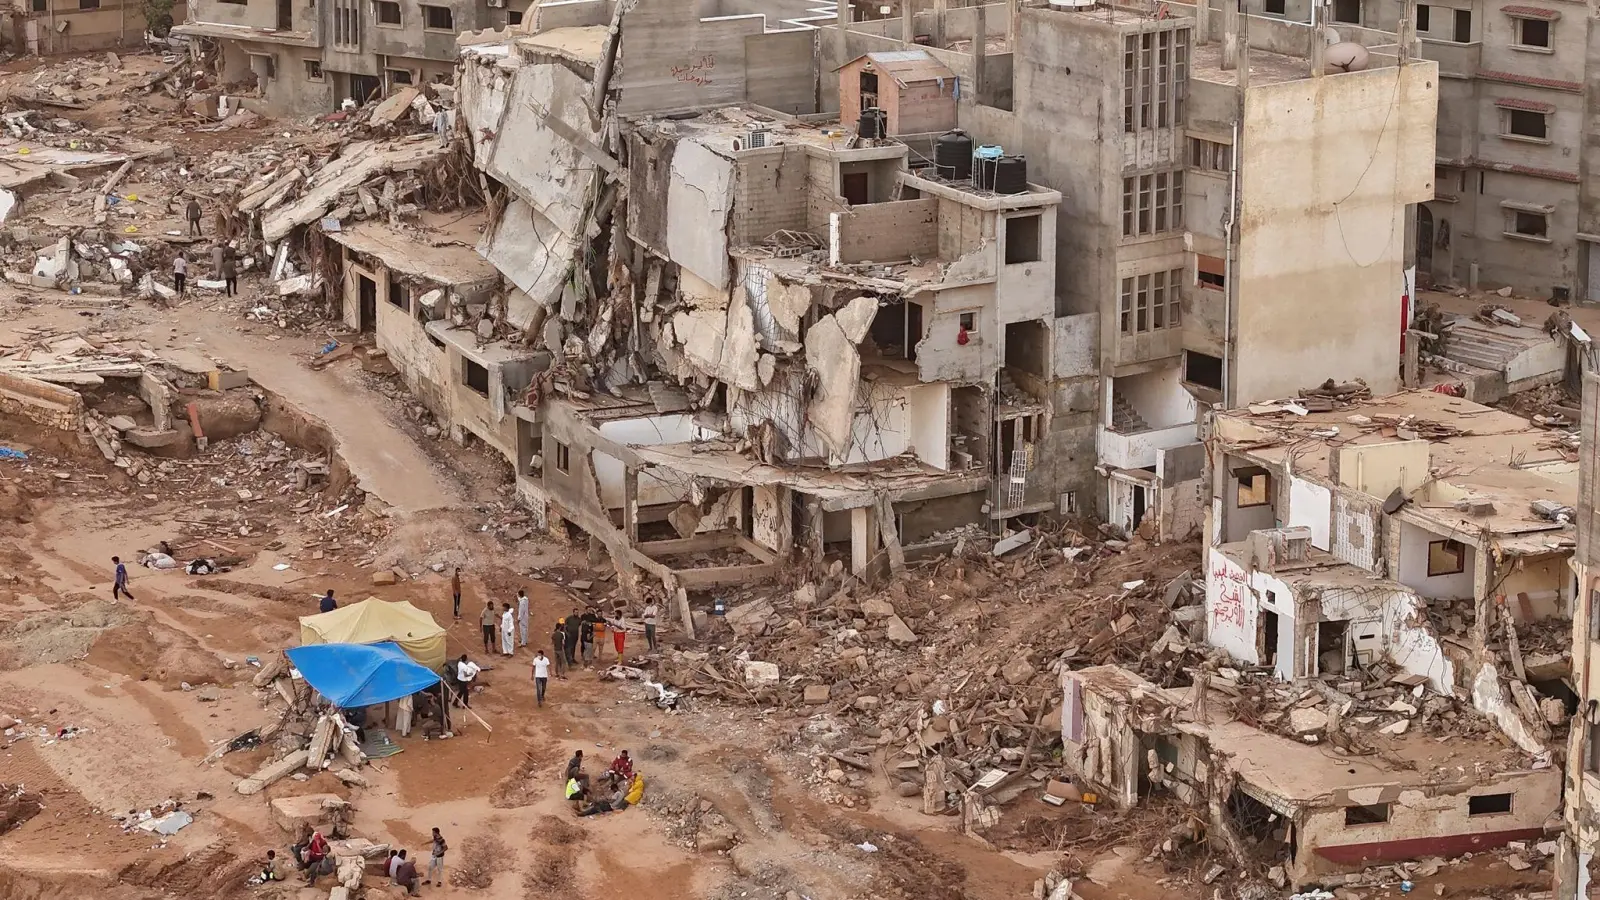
[299,598,447,671]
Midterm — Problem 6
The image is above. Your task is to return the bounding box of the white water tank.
[1047,0,1097,9]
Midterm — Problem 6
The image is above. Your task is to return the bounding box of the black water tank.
[858,107,886,139]
[935,129,973,181]
[994,155,1028,194]
[974,156,1000,191]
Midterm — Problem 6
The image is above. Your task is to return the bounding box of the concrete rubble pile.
[228,652,371,796]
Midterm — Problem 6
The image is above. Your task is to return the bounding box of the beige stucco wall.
[1231,63,1437,406]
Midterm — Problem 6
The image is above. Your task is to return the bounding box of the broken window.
[386,275,406,310]
[553,441,570,473]
[462,358,489,397]
[78,0,99,9]
[1005,215,1042,264]
[1118,269,1182,336]
[1343,803,1390,826]
[1235,470,1271,508]
[1513,16,1550,48]
[1188,138,1232,174]
[387,68,415,86]
[374,0,401,24]
[1332,0,1361,24]
[1121,171,1184,238]
[304,59,324,81]
[1502,108,1549,140]
[958,311,978,336]
[249,53,277,81]
[1264,0,1285,15]
[421,4,453,29]
[1467,793,1513,816]
[1506,208,1549,239]
[1184,350,1223,391]
[1123,27,1189,132]
[1197,254,1225,291]
[1426,538,1466,576]
[507,7,522,24]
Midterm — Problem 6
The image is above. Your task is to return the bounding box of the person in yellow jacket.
[622,773,645,808]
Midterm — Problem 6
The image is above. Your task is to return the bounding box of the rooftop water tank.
[935,129,974,181]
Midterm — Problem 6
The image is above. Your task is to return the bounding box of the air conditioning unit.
[487,0,504,8]
[745,128,770,149]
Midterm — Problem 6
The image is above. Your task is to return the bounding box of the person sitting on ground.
[580,779,632,817]
[394,850,421,896]
[303,854,336,886]
[609,750,634,781]
[621,771,645,810]
[259,849,286,882]
[387,849,401,881]
[319,589,337,613]
[565,775,588,814]
[292,829,329,868]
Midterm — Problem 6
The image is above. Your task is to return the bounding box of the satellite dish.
[1325,27,1343,44]
[1325,41,1371,73]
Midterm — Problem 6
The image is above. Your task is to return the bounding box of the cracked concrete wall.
[666,140,735,290]
[805,295,876,460]
[481,197,578,313]
[835,199,938,264]
[730,147,811,247]
[916,284,997,384]
[668,268,760,391]
[743,30,818,115]
[0,370,83,433]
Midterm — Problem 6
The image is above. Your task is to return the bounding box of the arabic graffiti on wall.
[670,54,717,86]
[1210,558,1247,631]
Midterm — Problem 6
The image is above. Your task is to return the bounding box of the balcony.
[1420,39,1482,80]
[1098,421,1197,470]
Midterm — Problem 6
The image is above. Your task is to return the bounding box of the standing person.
[111,556,133,600]
[532,650,550,707]
[642,598,659,652]
[424,828,447,885]
[480,600,496,654]
[516,588,530,647]
[185,197,203,237]
[499,602,515,657]
[453,654,479,708]
[579,610,598,668]
[610,613,627,663]
[172,253,188,294]
[220,250,238,297]
[562,609,581,667]
[550,621,568,680]
[319,589,337,613]
[451,566,462,620]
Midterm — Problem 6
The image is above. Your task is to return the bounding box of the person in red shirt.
[609,750,634,780]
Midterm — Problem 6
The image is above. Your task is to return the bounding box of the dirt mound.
[0,784,43,835]
[0,481,36,524]
[449,831,511,889]
[521,848,573,894]
[83,618,236,688]
[117,843,253,898]
[530,818,585,846]
[0,599,138,669]
[488,744,565,809]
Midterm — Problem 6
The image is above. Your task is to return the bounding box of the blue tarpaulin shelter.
[285,641,441,708]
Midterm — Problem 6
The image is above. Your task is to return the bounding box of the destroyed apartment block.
[1202,388,1577,756]
[1059,665,1561,888]
[1411,305,1573,405]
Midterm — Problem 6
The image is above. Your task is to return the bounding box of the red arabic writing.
[671,54,717,86]
[1210,560,1246,630]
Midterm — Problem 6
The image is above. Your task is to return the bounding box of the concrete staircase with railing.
[1110,392,1148,433]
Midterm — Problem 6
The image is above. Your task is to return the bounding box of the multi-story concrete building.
[825,0,1434,534]
[8,0,186,54]
[1560,370,1600,898]
[1244,0,1590,299]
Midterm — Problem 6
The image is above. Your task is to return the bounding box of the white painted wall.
[595,414,704,508]
[1288,476,1332,551]
[799,380,950,468]
[906,382,950,470]
[1396,519,1476,599]
[1205,547,1294,669]
[1116,365,1195,430]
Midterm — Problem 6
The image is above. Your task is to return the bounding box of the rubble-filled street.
[2,0,1599,897]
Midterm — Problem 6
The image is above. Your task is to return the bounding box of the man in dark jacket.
[562,608,581,666]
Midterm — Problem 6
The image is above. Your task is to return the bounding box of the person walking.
[172,253,188,294]
[111,556,134,601]
[451,566,462,620]
[185,197,203,237]
[550,621,568,680]
[499,602,515,657]
[642,599,659,652]
[220,251,238,297]
[319,589,337,613]
[480,600,496,654]
[532,650,550,707]
[516,588,530,647]
[424,828,447,885]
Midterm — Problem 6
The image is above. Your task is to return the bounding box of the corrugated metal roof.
[838,49,956,86]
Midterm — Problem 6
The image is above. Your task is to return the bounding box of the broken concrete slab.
[237,750,310,795]
[268,793,348,833]
[885,615,917,645]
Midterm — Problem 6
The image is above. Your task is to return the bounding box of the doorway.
[841,172,869,206]
[1316,620,1349,675]
[348,73,381,106]
[1258,610,1279,668]
[859,70,879,110]
[277,0,292,29]
[357,274,377,332]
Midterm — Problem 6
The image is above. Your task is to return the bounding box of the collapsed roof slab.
[261,136,451,243]
[323,213,499,286]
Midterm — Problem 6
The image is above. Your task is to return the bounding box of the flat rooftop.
[1190,41,1316,86]
[324,212,499,286]
[668,107,905,158]
[1214,389,1577,539]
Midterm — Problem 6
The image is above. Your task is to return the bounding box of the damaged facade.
[1203,388,1577,751]
[1060,664,1561,887]
[1560,371,1600,897]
